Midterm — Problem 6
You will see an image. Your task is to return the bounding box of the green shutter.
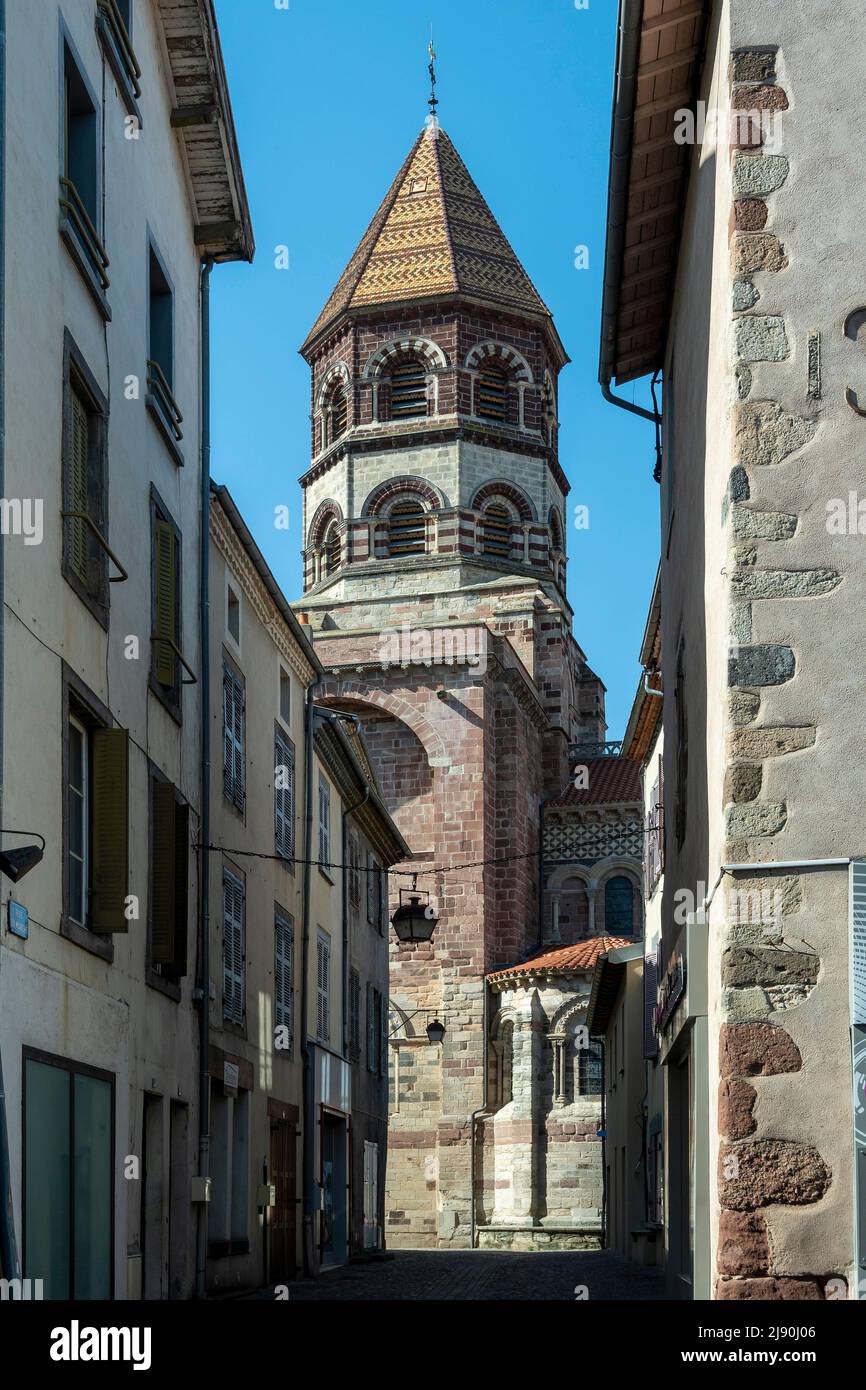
[172,802,189,975]
[151,780,176,963]
[90,728,129,933]
[154,518,177,687]
[68,389,90,584]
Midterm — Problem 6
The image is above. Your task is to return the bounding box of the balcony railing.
[147,359,184,443]
[59,178,110,292]
[96,0,142,101]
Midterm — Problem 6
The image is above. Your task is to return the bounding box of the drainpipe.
[301,680,322,1274]
[194,256,214,1300]
[0,0,17,1286]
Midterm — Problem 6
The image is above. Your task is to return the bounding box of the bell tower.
[294,118,605,1247]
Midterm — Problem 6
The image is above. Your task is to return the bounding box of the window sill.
[318,866,334,885]
[146,395,185,468]
[146,967,182,1002]
[96,10,142,123]
[60,914,115,962]
[59,219,111,321]
[148,672,183,727]
[62,562,109,631]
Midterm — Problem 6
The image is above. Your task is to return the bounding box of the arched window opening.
[330,386,347,442]
[323,522,341,575]
[482,505,511,558]
[498,1022,514,1107]
[604,875,635,936]
[579,1040,603,1097]
[477,366,508,421]
[389,359,428,419]
[388,500,426,557]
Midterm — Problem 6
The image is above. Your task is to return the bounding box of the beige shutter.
[91,728,129,932]
[154,518,177,686]
[68,388,90,584]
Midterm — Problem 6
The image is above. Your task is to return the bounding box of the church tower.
[295,118,606,1247]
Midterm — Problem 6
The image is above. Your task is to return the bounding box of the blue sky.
[211,0,659,739]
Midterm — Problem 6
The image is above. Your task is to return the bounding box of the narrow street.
[260,1250,666,1301]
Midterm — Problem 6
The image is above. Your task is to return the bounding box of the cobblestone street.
[274,1250,666,1301]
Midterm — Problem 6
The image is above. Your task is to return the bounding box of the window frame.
[274,724,296,867]
[61,330,110,628]
[579,1040,604,1097]
[58,26,109,317]
[316,929,331,1043]
[222,865,246,1030]
[222,652,246,816]
[318,774,331,878]
[149,485,184,722]
[274,906,295,1053]
[146,234,183,466]
[147,766,191,999]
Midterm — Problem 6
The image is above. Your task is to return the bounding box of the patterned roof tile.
[488,936,634,981]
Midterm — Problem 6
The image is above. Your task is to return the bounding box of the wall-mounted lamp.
[0,830,46,883]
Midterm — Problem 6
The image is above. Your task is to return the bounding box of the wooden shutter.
[154,518,177,687]
[223,870,245,1024]
[232,671,245,810]
[67,388,90,584]
[275,733,294,860]
[274,912,294,1046]
[316,933,330,1042]
[223,664,245,810]
[366,852,375,924]
[151,779,176,963]
[172,802,189,975]
[223,666,234,799]
[367,982,375,1072]
[378,990,387,1077]
[90,727,129,932]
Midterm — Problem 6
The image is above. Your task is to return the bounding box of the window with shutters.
[367,982,377,1073]
[318,775,331,874]
[146,242,183,464]
[274,909,294,1051]
[150,489,184,719]
[61,332,109,626]
[482,504,512,558]
[387,500,426,557]
[148,774,189,985]
[222,657,246,814]
[366,852,383,931]
[579,1040,604,1097]
[323,522,341,575]
[274,728,295,864]
[348,969,361,1060]
[60,41,109,313]
[62,674,129,957]
[316,930,330,1043]
[222,868,246,1027]
[476,365,508,421]
[348,833,361,909]
[646,754,664,899]
[329,386,347,443]
[388,358,428,419]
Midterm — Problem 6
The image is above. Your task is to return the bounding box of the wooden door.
[269,1116,296,1282]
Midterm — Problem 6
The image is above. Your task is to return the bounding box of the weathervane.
[427,33,438,122]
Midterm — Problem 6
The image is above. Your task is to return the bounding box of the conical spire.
[302,124,552,353]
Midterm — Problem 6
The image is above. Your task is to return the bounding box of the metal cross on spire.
[427,33,438,121]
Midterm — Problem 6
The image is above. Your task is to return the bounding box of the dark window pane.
[24,1060,71,1299]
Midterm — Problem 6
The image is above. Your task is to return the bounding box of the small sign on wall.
[223,1061,239,1096]
[8,900,29,939]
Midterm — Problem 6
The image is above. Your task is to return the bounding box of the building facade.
[601,0,864,1299]
[0,0,251,1298]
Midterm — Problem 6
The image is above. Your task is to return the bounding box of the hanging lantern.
[391,877,439,942]
[426,1018,446,1045]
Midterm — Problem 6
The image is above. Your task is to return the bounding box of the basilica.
[293,118,643,1249]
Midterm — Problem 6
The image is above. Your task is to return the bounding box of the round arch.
[464,340,534,384]
[363,335,448,379]
[362,475,445,518]
[471,480,536,522]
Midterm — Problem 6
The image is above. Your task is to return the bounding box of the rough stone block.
[732,234,787,276]
[729,726,815,759]
[733,279,760,311]
[729,690,760,727]
[721,946,819,990]
[732,154,789,197]
[735,401,817,468]
[722,985,771,1022]
[730,50,777,85]
[734,198,769,231]
[728,644,794,687]
[720,1022,802,1078]
[726,802,786,838]
[731,84,789,113]
[719,1078,758,1138]
[715,1277,825,1300]
[719,1139,831,1210]
[717,1210,770,1277]
[729,466,751,502]
[725,763,762,803]
[731,505,797,540]
[733,315,789,363]
[730,567,841,600]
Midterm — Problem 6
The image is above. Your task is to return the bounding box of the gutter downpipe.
[301,682,322,1274]
[598,0,661,427]
[194,256,214,1300]
[0,0,18,1285]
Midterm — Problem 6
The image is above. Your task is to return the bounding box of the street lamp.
[425,1018,446,1045]
[391,875,439,942]
[0,831,45,883]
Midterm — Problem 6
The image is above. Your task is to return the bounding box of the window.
[223,658,246,812]
[222,868,245,1026]
[366,852,384,932]
[318,775,331,870]
[96,0,141,118]
[367,984,385,1074]
[275,729,295,862]
[279,666,291,725]
[61,333,110,624]
[389,358,428,419]
[482,505,511,558]
[149,776,190,979]
[227,582,240,645]
[151,492,184,716]
[477,366,508,420]
[323,522,341,575]
[330,386,347,442]
[61,41,108,307]
[23,1050,113,1299]
[498,1021,514,1106]
[388,500,426,556]
[645,753,664,898]
[348,833,361,908]
[209,1084,250,1253]
[675,638,688,848]
[64,687,129,941]
[316,930,331,1043]
[348,969,361,1060]
[147,244,182,460]
[274,909,294,1051]
[604,877,635,937]
[579,1040,604,1097]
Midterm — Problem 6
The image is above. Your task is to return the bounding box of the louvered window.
[482,505,512,558]
[222,869,245,1025]
[62,337,108,617]
[323,522,341,575]
[330,387,347,442]
[389,359,427,419]
[316,930,331,1043]
[223,661,246,812]
[153,516,178,691]
[67,388,90,585]
[150,777,189,976]
[348,969,361,1059]
[366,851,383,930]
[367,982,377,1073]
[388,501,426,556]
[274,730,295,862]
[65,702,129,937]
[274,909,294,1046]
[318,775,331,870]
[477,366,508,420]
[348,833,361,908]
